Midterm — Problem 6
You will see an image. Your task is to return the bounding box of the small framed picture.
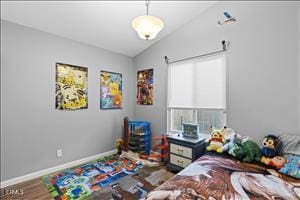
[182,123,199,138]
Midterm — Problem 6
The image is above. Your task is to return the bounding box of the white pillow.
[277,134,300,156]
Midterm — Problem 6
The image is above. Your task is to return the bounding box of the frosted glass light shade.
[132,15,164,40]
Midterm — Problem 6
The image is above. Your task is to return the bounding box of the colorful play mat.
[43,154,143,200]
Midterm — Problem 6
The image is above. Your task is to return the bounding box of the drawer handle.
[177,149,183,152]
[177,160,184,166]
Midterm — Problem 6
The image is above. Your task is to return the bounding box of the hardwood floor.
[0,166,174,200]
[0,178,53,200]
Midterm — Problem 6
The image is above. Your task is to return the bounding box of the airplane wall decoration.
[218,11,237,26]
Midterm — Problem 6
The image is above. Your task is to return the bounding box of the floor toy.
[43,155,143,200]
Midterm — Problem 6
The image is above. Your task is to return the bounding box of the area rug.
[107,166,175,200]
[42,154,143,200]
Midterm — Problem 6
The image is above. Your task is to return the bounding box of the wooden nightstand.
[167,133,207,172]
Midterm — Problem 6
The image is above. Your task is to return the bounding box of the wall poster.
[100,70,122,109]
[136,68,153,105]
[56,63,88,110]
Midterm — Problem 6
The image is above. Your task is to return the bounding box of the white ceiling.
[1,1,216,57]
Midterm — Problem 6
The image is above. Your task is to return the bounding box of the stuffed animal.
[261,156,286,170]
[279,155,300,179]
[206,126,226,153]
[261,134,278,158]
[222,132,244,155]
[231,139,262,163]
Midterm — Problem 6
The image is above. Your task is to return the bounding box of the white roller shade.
[168,54,226,109]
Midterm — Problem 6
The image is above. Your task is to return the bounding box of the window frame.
[167,108,227,133]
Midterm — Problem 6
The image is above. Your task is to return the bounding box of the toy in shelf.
[139,134,169,163]
[123,118,151,155]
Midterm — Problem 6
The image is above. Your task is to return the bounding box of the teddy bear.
[261,134,278,158]
[206,126,226,153]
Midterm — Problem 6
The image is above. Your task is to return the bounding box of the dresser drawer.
[170,143,192,158]
[170,154,192,168]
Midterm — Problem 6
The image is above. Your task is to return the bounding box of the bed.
[145,152,300,200]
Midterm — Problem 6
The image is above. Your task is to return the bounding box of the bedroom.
[1,1,300,200]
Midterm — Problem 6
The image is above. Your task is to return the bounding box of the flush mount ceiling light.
[132,0,164,40]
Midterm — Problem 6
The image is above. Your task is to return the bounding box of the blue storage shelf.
[128,121,151,155]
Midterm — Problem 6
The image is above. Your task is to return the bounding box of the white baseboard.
[0,149,117,188]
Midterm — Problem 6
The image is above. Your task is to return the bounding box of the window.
[167,54,227,134]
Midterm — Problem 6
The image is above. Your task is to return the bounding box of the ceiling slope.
[1,1,216,57]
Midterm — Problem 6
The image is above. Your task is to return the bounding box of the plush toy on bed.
[279,155,300,179]
[261,134,278,158]
[222,132,244,155]
[206,126,226,153]
[261,156,287,170]
[231,138,262,163]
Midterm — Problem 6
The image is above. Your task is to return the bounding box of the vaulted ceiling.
[1,1,216,57]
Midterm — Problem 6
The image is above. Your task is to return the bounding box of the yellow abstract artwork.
[56,63,88,110]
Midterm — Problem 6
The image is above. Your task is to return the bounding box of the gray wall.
[1,20,134,181]
[1,1,300,182]
[298,3,300,132]
[133,2,299,143]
